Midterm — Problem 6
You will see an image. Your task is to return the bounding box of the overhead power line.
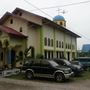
[32,0,90,10]
[23,0,53,19]
[22,0,90,42]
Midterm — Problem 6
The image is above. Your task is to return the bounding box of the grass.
[6,71,90,81]
[74,71,90,81]
[6,73,26,80]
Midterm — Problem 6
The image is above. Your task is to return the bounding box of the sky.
[0,0,90,50]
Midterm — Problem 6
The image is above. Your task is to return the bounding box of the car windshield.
[64,60,71,65]
[71,61,79,65]
[49,60,59,67]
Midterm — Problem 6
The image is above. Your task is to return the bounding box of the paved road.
[0,78,90,90]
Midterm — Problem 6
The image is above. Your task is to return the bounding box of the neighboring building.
[0,8,80,68]
[82,44,90,52]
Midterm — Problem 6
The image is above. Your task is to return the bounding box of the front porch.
[0,44,24,69]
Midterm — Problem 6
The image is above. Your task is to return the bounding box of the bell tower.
[53,9,66,27]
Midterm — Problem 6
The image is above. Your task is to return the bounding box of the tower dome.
[53,15,66,27]
[53,15,65,21]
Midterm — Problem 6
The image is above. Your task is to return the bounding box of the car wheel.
[55,73,65,82]
[26,71,33,79]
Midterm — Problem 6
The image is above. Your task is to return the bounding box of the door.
[11,49,16,68]
[40,60,54,75]
[67,52,70,61]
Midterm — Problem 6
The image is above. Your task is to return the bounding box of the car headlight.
[63,70,69,74]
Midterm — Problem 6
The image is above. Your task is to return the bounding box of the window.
[44,37,47,46]
[68,44,69,49]
[62,42,64,48]
[41,60,49,67]
[60,22,63,25]
[59,41,61,48]
[48,38,50,46]
[59,52,62,58]
[48,51,50,59]
[19,27,22,32]
[51,39,53,47]
[56,51,58,58]
[51,51,53,58]
[10,19,13,24]
[62,52,64,58]
[44,50,47,59]
[56,40,58,47]
[19,12,22,16]
[0,52,3,61]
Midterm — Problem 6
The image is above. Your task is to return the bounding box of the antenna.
[56,8,67,15]
[56,8,62,15]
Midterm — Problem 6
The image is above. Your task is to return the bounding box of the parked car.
[70,61,84,69]
[74,57,90,70]
[21,59,73,82]
[54,59,83,76]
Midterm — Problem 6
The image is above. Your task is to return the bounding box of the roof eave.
[43,18,81,38]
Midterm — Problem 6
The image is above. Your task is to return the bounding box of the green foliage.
[36,54,44,59]
[74,71,90,80]
[78,52,90,57]
[16,51,23,62]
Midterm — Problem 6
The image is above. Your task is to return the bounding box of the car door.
[40,60,54,76]
[31,60,42,74]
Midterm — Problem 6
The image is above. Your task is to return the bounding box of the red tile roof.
[0,25,27,38]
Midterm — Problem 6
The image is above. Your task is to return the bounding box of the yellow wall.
[3,17,28,36]
[42,24,77,60]
[27,26,41,57]
[43,25,54,50]
[15,11,42,25]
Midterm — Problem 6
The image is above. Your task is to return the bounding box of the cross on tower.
[57,8,61,15]
[56,8,66,15]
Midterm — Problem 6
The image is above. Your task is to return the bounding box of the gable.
[12,8,42,25]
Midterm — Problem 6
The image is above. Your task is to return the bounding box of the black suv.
[54,59,83,76]
[21,59,73,82]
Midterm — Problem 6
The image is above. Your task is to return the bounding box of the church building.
[0,8,80,68]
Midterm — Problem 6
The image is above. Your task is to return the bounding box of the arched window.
[60,22,63,25]
[59,41,61,48]
[62,42,64,48]
[19,12,22,16]
[56,40,58,47]
[48,38,50,46]
[44,37,47,46]
[10,19,13,24]
[19,27,22,32]
[68,44,69,49]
